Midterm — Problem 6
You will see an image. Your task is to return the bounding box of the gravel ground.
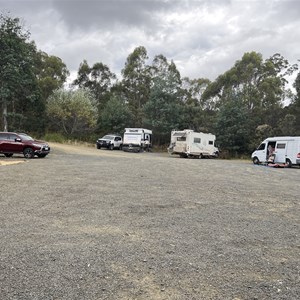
[0,143,299,300]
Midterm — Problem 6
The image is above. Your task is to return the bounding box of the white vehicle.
[96,134,123,150]
[168,129,219,158]
[251,136,300,167]
[122,128,152,152]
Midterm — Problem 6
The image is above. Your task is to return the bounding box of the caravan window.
[277,143,286,149]
[209,140,213,145]
[177,137,186,141]
[194,138,201,143]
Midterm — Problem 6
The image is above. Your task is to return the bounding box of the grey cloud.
[52,0,173,31]
[52,0,232,32]
[0,0,299,82]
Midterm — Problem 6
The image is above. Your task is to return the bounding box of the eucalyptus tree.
[143,55,183,144]
[295,71,300,100]
[99,95,132,135]
[35,51,69,102]
[203,52,297,116]
[287,71,300,134]
[180,77,215,132]
[0,14,40,132]
[203,52,298,153]
[150,54,182,95]
[215,93,251,155]
[73,60,116,112]
[181,77,211,107]
[121,46,151,127]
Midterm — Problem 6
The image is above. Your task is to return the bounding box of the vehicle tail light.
[297,153,300,158]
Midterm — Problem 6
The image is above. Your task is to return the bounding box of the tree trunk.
[2,103,8,132]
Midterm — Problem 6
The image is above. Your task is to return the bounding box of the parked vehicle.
[168,129,218,158]
[122,128,152,152]
[96,134,122,150]
[0,132,50,158]
[251,136,300,167]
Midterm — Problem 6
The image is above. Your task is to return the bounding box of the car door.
[114,137,121,148]
[8,133,23,152]
[0,133,10,152]
[255,143,267,162]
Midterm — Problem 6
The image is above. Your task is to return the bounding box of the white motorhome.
[168,129,219,158]
[122,128,152,152]
[251,136,300,167]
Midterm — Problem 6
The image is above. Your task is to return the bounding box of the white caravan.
[168,129,219,158]
[251,136,300,167]
[123,128,152,152]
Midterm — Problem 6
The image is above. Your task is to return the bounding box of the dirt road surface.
[0,143,299,299]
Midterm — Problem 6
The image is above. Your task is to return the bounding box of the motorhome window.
[257,143,265,150]
[177,137,186,141]
[277,143,286,149]
[194,138,201,143]
[124,133,140,135]
[209,141,213,145]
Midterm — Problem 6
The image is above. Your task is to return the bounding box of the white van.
[251,136,300,167]
[168,129,218,158]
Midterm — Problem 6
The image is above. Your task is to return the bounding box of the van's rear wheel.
[252,157,259,165]
[286,159,292,168]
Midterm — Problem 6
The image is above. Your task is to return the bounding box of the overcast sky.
[1,0,300,85]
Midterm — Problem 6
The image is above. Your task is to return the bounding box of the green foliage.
[203,52,296,118]
[99,95,132,134]
[215,94,251,155]
[73,60,116,112]
[2,12,296,154]
[43,132,66,143]
[121,46,151,126]
[0,14,42,132]
[144,85,184,144]
[182,77,211,107]
[35,51,69,101]
[46,88,97,135]
[294,71,300,99]
[275,114,297,136]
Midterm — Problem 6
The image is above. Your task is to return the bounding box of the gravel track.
[0,143,299,300]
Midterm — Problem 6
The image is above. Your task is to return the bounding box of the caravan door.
[274,142,287,163]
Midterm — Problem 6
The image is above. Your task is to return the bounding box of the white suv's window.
[102,135,114,140]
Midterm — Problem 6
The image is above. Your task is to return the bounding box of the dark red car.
[0,132,50,158]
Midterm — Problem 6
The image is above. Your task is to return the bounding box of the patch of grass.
[43,133,66,143]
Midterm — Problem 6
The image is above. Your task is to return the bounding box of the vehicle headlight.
[33,143,42,148]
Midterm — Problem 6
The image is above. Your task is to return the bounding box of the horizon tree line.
[1,14,299,155]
